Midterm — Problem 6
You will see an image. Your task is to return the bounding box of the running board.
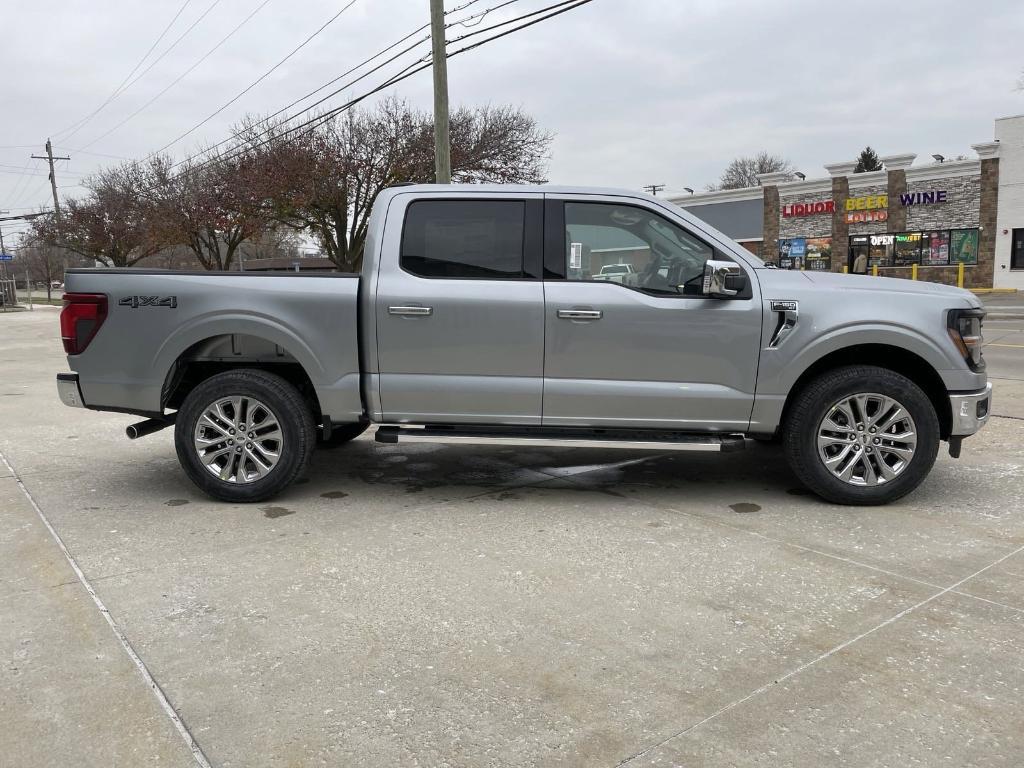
[375,426,746,453]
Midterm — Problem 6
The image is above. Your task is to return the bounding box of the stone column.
[762,186,779,263]
[972,141,1000,289]
[824,162,855,273]
[881,153,915,233]
[756,171,792,264]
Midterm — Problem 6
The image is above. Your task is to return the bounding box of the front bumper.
[56,373,85,408]
[949,382,992,437]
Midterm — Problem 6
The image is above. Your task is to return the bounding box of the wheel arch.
[779,344,952,439]
[161,332,322,421]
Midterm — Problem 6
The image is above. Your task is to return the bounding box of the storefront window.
[893,232,922,266]
[804,237,832,271]
[921,230,951,266]
[950,229,979,265]
[868,234,894,267]
[778,238,805,270]
[779,237,831,270]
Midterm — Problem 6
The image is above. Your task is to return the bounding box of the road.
[2,307,1022,767]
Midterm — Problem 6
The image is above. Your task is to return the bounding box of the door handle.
[557,309,602,320]
[389,305,433,317]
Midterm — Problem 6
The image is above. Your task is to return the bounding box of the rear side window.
[401,200,525,279]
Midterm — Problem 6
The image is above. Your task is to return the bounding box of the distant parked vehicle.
[593,263,635,283]
[51,281,64,290]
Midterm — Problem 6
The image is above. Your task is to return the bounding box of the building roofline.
[667,186,763,205]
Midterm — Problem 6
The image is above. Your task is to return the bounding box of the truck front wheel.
[783,365,940,505]
[174,369,315,503]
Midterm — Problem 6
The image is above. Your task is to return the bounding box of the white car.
[592,263,635,283]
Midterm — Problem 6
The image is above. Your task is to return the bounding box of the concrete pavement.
[2,307,1022,767]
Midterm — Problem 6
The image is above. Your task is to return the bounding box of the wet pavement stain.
[164,499,190,507]
[262,506,296,519]
[729,502,762,514]
[320,491,348,499]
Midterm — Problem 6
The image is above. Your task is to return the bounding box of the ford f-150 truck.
[56,185,991,505]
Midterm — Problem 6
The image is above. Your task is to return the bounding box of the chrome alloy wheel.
[193,396,283,483]
[816,393,917,487]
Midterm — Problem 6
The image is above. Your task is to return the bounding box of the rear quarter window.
[400,200,525,279]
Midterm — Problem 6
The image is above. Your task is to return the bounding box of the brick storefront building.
[670,115,1024,290]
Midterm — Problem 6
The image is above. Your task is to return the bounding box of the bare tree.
[707,151,794,190]
[31,161,162,267]
[15,240,68,301]
[145,150,271,271]
[247,98,552,272]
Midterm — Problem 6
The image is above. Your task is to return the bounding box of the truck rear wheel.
[783,365,939,505]
[174,369,315,503]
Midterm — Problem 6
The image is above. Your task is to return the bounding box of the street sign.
[0,253,13,261]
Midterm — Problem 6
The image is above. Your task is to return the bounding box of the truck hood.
[760,269,980,308]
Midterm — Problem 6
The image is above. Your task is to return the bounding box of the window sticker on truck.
[118,296,178,309]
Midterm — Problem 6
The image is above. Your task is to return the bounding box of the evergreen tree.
[854,146,883,173]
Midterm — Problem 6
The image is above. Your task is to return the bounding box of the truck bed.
[63,269,363,422]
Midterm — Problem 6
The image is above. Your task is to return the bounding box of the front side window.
[401,200,525,279]
[564,202,716,296]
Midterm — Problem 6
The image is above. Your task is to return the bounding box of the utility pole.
[643,184,666,196]
[429,0,452,184]
[32,138,70,220]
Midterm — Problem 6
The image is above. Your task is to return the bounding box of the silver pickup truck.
[56,184,991,505]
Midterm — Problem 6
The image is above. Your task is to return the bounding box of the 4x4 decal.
[119,295,178,308]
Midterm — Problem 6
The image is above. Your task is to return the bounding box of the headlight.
[947,308,985,371]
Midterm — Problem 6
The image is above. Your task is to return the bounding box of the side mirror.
[701,260,746,298]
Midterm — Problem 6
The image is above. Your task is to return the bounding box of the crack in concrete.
[0,448,213,768]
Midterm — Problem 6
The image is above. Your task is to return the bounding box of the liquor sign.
[782,200,835,217]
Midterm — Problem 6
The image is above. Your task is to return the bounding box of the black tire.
[783,365,940,506]
[174,369,315,503]
[317,421,369,449]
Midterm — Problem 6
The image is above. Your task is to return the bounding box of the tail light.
[60,293,108,355]
[947,308,985,372]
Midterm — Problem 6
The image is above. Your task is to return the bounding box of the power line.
[180,0,595,179]
[80,0,270,150]
[54,0,195,143]
[3,159,41,205]
[153,0,363,156]
[448,0,580,44]
[151,0,496,168]
[53,147,130,161]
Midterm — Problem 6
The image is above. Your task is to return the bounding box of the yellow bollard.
[872,265,878,277]
[911,264,918,281]
[957,262,965,288]
[843,265,848,274]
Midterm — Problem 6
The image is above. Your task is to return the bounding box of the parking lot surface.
[2,307,1023,767]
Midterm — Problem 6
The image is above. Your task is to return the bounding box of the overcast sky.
[2,0,1023,245]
